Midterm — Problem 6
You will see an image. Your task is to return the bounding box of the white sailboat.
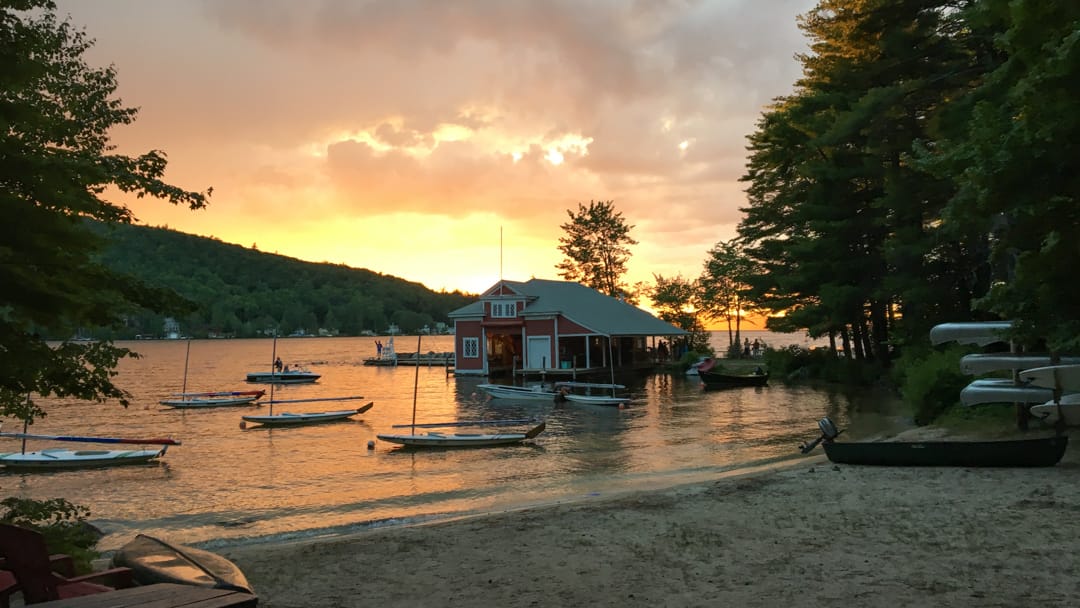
[558,337,630,406]
[0,427,179,470]
[160,340,265,408]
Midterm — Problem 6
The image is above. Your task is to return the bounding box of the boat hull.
[822,435,1068,467]
[160,397,261,408]
[1020,364,1080,392]
[562,394,629,406]
[699,371,769,388]
[0,447,166,470]
[959,354,1080,375]
[477,384,558,401]
[929,321,1013,346]
[244,371,320,384]
[111,534,254,594]
[960,379,1057,406]
[377,422,545,448]
[241,406,369,427]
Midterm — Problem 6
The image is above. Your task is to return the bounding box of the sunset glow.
[57,0,815,296]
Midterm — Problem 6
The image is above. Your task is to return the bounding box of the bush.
[0,497,102,573]
[892,346,968,425]
[761,345,886,385]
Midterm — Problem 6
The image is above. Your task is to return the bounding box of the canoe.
[0,447,167,470]
[111,534,254,594]
[959,378,1057,406]
[1019,364,1080,392]
[959,354,1080,376]
[377,421,546,448]
[241,402,373,427]
[929,321,1012,346]
[1029,394,1080,425]
[822,435,1068,467]
[698,370,769,388]
[476,383,560,401]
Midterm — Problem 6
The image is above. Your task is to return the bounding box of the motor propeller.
[799,416,841,454]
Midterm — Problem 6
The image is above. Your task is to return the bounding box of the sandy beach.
[223,430,1080,608]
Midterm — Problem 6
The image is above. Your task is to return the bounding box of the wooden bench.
[32,582,257,607]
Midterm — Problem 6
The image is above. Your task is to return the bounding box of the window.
[462,337,480,359]
[491,301,517,318]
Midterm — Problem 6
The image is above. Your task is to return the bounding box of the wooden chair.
[0,523,134,604]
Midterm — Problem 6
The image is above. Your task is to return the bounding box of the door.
[526,336,552,369]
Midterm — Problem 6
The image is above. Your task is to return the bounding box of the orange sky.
[55,0,814,298]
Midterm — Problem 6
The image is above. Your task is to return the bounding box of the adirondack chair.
[0,523,134,604]
[0,550,76,608]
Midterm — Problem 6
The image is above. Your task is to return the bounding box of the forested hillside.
[79,222,475,339]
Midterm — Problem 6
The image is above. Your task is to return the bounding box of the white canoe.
[477,383,559,401]
[562,393,630,406]
[112,534,254,594]
[959,354,1080,376]
[0,447,167,470]
[930,322,1012,346]
[377,422,545,448]
[960,379,1056,406]
[1019,364,1080,392]
[241,402,373,427]
[1029,394,1080,425]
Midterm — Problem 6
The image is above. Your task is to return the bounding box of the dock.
[363,351,455,367]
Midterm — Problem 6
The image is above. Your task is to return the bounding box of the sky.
[55,0,815,297]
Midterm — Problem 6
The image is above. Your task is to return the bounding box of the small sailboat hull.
[562,394,629,406]
[111,534,254,594]
[476,384,559,401]
[0,447,167,470]
[377,422,546,448]
[241,403,373,427]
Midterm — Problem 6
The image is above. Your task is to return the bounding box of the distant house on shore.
[449,278,686,378]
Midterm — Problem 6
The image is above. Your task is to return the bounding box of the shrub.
[0,497,102,573]
[893,346,968,425]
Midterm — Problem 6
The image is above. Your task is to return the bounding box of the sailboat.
[0,427,180,470]
[160,340,266,408]
[376,336,546,447]
[558,336,631,406]
[239,336,374,428]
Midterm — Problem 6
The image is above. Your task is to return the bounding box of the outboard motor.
[799,416,841,454]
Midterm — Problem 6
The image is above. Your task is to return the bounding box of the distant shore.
[223,433,1080,607]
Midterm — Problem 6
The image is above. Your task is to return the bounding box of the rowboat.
[0,432,180,470]
[377,421,546,448]
[111,534,254,594]
[476,383,560,401]
[698,369,769,388]
[241,400,372,428]
[929,321,1013,346]
[160,390,265,408]
[244,369,320,384]
[960,378,1056,406]
[799,416,1067,467]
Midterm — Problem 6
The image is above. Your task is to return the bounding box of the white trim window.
[462,337,480,359]
[491,301,518,318]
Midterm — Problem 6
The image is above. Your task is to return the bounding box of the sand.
[224,436,1080,608]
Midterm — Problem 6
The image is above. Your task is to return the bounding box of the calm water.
[0,332,904,552]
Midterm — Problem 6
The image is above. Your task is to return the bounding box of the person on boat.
[283,364,290,372]
[376,340,383,356]
[274,357,283,371]
[754,366,765,375]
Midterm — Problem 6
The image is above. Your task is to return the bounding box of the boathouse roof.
[449,278,687,337]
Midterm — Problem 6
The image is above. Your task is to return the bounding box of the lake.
[0,331,906,552]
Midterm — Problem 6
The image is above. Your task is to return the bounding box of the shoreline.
[222,435,1080,607]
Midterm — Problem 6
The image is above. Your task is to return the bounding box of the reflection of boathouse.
[449,279,686,379]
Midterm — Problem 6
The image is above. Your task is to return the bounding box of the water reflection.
[0,335,904,550]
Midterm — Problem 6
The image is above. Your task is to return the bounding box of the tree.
[649,274,712,354]
[0,0,210,422]
[555,200,638,299]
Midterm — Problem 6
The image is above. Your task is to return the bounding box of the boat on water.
[555,382,630,406]
[244,369,320,384]
[0,432,180,470]
[241,400,372,428]
[696,359,769,388]
[160,390,266,409]
[477,383,561,401]
[800,417,1068,467]
[111,534,254,594]
[377,419,546,448]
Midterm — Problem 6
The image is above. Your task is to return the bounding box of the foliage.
[892,346,969,425]
[762,345,884,386]
[555,200,638,301]
[698,239,758,349]
[0,497,100,573]
[85,222,475,339]
[1,0,209,421]
[648,274,711,353]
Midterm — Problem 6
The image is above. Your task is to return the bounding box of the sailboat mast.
[181,339,192,395]
[20,394,29,454]
[269,334,278,416]
[411,334,421,432]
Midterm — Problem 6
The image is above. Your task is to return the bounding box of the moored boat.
[698,369,769,388]
[241,401,372,428]
[477,383,560,401]
[377,421,546,448]
[244,369,320,384]
[160,390,265,408]
[800,417,1068,467]
[111,534,254,594]
[0,432,180,470]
